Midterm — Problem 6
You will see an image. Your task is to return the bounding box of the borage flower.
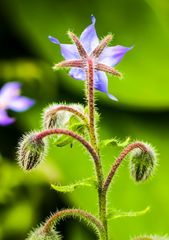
[49,15,132,100]
[0,82,35,126]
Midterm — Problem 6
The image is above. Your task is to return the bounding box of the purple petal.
[49,35,79,60]
[69,68,86,80]
[80,15,99,53]
[94,71,118,101]
[0,82,21,104]
[0,109,15,126]
[8,96,35,112]
[99,45,133,67]
[48,36,60,44]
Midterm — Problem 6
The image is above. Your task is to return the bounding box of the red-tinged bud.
[42,103,85,129]
[17,132,47,171]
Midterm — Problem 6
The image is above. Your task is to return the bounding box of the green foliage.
[51,178,96,193]
[107,206,150,220]
[132,235,169,240]
[54,122,87,147]
[100,137,130,149]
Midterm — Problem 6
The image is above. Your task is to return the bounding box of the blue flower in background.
[0,82,35,126]
[49,15,132,100]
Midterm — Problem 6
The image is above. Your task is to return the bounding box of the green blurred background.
[0,0,169,239]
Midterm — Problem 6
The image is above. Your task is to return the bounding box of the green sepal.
[100,137,130,149]
[107,206,150,220]
[51,177,96,193]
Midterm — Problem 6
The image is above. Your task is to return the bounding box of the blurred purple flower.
[0,82,35,126]
[49,15,132,100]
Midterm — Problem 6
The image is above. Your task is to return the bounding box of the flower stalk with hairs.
[17,16,167,240]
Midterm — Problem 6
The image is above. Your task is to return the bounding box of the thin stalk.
[86,58,98,149]
[86,58,108,239]
[42,209,106,240]
[103,142,149,194]
[34,128,102,188]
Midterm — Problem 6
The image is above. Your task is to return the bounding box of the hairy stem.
[86,58,98,149]
[103,142,149,194]
[46,105,89,128]
[86,58,107,238]
[42,208,106,240]
[34,129,102,187]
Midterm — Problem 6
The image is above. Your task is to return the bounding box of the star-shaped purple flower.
[49,15,132,100]
[0,82,35,126]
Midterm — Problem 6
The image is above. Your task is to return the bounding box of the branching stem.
[34,129,102,187]
[103,142,149,194]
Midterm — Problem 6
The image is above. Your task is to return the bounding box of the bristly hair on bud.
[129,142,157,183]
[17,132,47,171]
[132,235,169,240]
[42,103,85,129]
[26,226,61,240]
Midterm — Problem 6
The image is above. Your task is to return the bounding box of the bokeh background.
[0,0,169,239]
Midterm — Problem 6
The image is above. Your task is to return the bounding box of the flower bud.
[26,227,61,240]
[42,103,84,129]
[17,132,47,170]
[132,235,169,240]
[129,143,157,182]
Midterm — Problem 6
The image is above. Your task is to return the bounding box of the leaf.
[107,206,150,220]
[51,178,96,193]
[55,122,87,147]
[100,137,130,149]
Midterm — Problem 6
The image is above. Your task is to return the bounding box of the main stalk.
[86,57,108,239]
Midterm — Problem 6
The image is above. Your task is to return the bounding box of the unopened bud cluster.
[43,103,84,129]
[26,227,61,240]
[129,143,157,182]
[17,132,47,170]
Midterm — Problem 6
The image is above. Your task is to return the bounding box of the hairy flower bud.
[26,227,61,240]
[42,103,85,129]
[132,235,169,240]
[17,132,47,170]
[129,143,157,182]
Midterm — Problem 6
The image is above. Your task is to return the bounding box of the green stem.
[86,58,108,239]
